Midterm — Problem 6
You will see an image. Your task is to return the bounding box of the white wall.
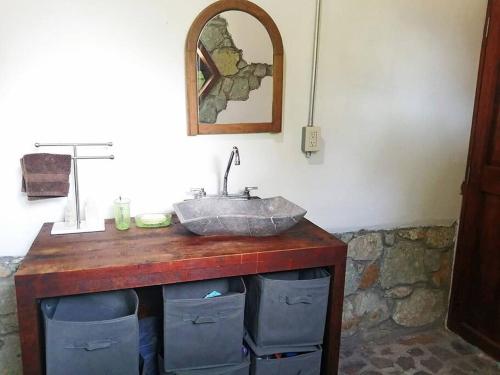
[0,0,487,256]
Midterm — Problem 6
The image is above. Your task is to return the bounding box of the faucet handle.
[189,188,206,198]
[243,186,258,197]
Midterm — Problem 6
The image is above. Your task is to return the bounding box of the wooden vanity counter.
[15,217,347,375]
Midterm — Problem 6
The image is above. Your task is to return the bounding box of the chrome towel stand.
[34,142,114,234]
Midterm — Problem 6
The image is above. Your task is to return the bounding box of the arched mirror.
[186,0,283,135]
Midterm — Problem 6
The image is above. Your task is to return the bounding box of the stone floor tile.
[399,333,438,346]
[471,356,488,369]
[340,348,354,359]
[447,368,469,375]
[407,347,425,356]
[396,356,416,371]
[341,359,367,375]
[421,356,443,373]
[428,345,458,361]
[369,356,395,369]
[339,328,499,375]
[450,339,475,355]
[457,360,476,372]
[380,346,393,356]
[471,356,500,373]
[360,345,376,356]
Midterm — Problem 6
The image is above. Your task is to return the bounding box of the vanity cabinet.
[14,217,347,375]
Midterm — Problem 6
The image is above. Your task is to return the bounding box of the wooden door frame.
[447,0,500,361]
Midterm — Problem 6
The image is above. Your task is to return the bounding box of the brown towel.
[21,153,72,200]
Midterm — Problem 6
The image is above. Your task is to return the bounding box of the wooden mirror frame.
[185,0,284,135]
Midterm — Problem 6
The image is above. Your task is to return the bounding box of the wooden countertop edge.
[14,246,346,299]
[15,244,346,279]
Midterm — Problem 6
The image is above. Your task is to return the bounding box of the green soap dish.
[135,213,172,228]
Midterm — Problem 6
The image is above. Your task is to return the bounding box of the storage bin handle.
[192,315,218,324]
[66,339,118,351]
[285,295,313,305]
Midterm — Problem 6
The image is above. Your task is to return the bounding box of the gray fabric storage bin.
[245,268,330,350]
[41,289,139,375]
[250,347,322,375]
[159,354,250,375]
[163,277,246,371]
[243,331,317,358]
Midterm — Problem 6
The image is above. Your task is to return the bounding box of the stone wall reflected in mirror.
[197,11,273,124]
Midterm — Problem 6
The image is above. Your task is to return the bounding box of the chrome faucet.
[188,146,258,200]
[222,146,240,196]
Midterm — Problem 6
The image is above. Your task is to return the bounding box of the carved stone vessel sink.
[173,196,307,236]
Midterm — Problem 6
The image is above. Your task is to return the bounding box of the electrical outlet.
[302,126,321,152]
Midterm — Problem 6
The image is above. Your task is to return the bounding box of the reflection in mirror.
[197,11,273,124]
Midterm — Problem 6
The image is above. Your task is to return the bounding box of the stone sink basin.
[173,196,307,236]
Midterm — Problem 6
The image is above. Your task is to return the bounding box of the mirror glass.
[196,11,273,125]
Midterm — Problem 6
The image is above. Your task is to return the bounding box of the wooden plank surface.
[17,217,344,276]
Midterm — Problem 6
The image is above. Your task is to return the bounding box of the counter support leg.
[15,283,43,375]
[322,259,346,375]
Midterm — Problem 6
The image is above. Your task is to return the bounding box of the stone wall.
[0,257,22,374]
[339,224,456,342]
[0,224,456,373]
